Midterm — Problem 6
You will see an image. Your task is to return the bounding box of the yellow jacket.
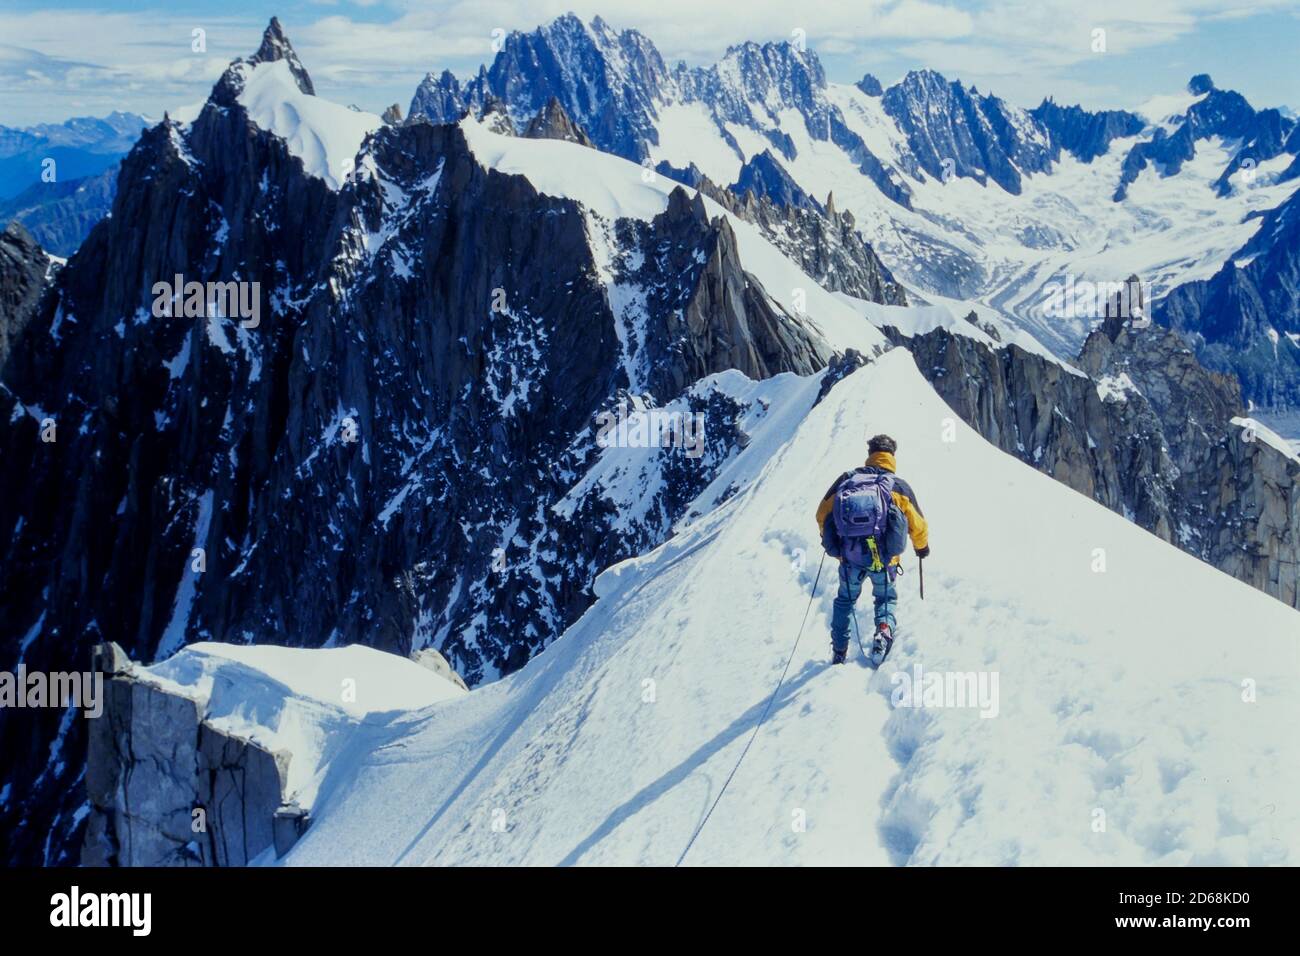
[815,451,928,564]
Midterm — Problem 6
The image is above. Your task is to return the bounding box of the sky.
[2,0,1299,127]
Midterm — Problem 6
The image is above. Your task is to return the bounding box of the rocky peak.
[731,150,817,211]
[882,69,1054,193]
[522,97,594,146]
[484,13,668,156]
[211,17,316,106]
[1156,185,1300,407]
[1116,78,1295,200]
[717,38,827,100]
[856,73,883,97]
[476,95,514,135]
[410,69,467,123]
[664,184,710,227]
[251,17,314,94]
[1079,297,1244,467]
[381,103,404,126]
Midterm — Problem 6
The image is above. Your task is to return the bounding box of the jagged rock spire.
[250,17,315,95]
[210,17,316,106]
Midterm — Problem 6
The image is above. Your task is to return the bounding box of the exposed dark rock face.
[522,96,594,146]
[0,22,837,865]
[409,70,469,124]
[381,104,404,126]
[1213,107,1292,196]
[881,70,1057,194]
[1030,99,1144,162]
[883,73,1142,195]
[664,164,907,307]
[737,195,907,306]
[732,149,818,211]
[0,222,50,368]
[249,16,315,95]
[601,186,830,399]
[1156,187,1300,408]
[677,39,832,134]
[889,310,1299,611]
[0,165,117,257]
[814,348,869,405]
[411,14,670,160]
[475,96,515,135]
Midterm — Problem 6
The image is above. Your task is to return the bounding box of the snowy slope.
[255,350,1299,866]
[235,60,382,189]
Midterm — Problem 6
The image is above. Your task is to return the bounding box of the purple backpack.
[831,471,907,569]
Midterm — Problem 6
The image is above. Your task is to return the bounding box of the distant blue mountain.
[0,111,146,200]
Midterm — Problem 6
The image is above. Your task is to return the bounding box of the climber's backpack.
[828,471,908,570]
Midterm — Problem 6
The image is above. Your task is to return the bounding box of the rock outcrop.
[411,647,469,692]
[522,97,594,146]
[82,643,299,867]
[0,222,50,369]
[604,186,830,398]
[881,70,1055,194]
[1029,98,1145,163]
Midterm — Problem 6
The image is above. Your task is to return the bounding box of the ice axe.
[918,556,925,601]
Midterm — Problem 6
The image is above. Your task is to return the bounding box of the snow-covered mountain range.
[412,13,1300,408]
[0,15,1297,867]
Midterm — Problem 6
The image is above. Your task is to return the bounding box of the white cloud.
[1,0,1296,125]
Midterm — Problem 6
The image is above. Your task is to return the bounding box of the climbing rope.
[675,552,826,867]
[851,607,867,658]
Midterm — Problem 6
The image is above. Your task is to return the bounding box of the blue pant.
[830,561,897,652]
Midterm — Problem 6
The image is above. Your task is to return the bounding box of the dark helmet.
[868,433,897,455]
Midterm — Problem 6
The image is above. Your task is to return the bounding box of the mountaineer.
[815,434,929,665]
